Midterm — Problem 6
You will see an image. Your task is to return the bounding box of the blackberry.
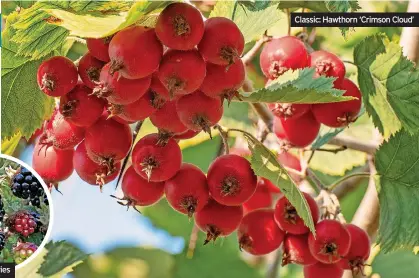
[0,232,5,252]
[29,211,45,234]
[12,167,45,202]
[0,195,5,224]
[30,198,41,208]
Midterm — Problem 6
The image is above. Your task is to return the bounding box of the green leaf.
[311,128,345,149]
[1,12,55,140]
[1,132,21,156]
[372,249,419,278]
[354,33,419,138]
[210,1,281,43]
[239,68,354,103]
[375,130,419,252]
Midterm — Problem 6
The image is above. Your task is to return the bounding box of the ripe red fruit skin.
[108,26,163,79]
[150,100,188,134]
[176,90,223,134]
[304,262,344,278]
[277,152,303,183]
[238,209,285,255]
[195,198,243,244]
[32,142,74,183]
[78,52,105,89]
[173,129,200,140]
[273,112,320,147]
[155,3,204,50]
[73,141,121,187]
[267,103,311,120]
[108,90,157,122]
[121,166,165,206]
[37,56,78,97]
[260,36,309,79]
[198,17,244,65]
[60,83,106,127]
[132,133,182,182]
[150,73,171,101]
[164,163,209,217]
[309,50,346,86]
[274,192,319,235]
[86,37,111,62]
[337,224,370,272]
[95,63,151,105]
[243,179,273,214]
[283,234,317,266]
[158,49,206,98]
[308,219,351,264]
[85,115,132,166]
[200,59,245,101]
[312,78,362,128]
[207,154,257,206]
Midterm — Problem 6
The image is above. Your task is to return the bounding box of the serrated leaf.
[375,130,419,252]
[311,128,344,149]
[354,33,419,138]
[372,249,419,278]
[210,1,281,43]
[239,68,354,103]
[1,132,21,156]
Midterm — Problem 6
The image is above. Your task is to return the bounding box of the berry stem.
[186,223,199,259]
[267,249,282,278]
[328,172,371,192]
[214,124,230,155]
[241,32,272,66]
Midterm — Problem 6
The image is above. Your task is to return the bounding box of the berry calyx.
[108,26,163,79]
[309,50,346,86]
[274,192,319,235]
[243,179,273,214]
[165,163,209,217]
[37,56,78,97]
[308,219,351,264]
[312,78,362,127]
[78,52,105,89]
[238,209,285,255]
[198,17,244,65]
[303,262,344,278]
[207,154,257,206]
[150,100,188,136]
[195,198,243,245]
[150,73,171,101]
[267,103,311,120]
[155,3,204,50]
[282,234,317,266]
[132,134,182,182]
[13,242,38,265]
[260,36,309,79]
[86,36,112,62]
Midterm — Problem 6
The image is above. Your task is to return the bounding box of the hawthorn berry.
[132,133,182,182]
[195,198,243,244]
[238,209,285,255]
[243,179,273,214]
[108,90,158,122]
[158,49,206,98]
[282,234,317,266]
[172,129,200,141]
[176,90,223,136]
[304,262,344,278]
[207,154,257,206]
[37,56,78,97]
[150,100,188,135]
[260,36,309,79]
[338,224,370,274]
[308,219,351,264]
[150,73,171,102]
[13,242,38,265]
[155,3,204,50]
[86,36,112,62]
[309,50,346,86]
[109,26,163,79]
[312,78,362,127]
[165,163,209,217]
[260,177,282,194]
[198,17,244,65]
[267,103,311,120]
[94,63,152,105]
[277,151,303,183]
[78,52,105,88]
[274,192,319,235]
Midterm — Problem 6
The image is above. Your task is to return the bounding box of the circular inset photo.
[0,155,53,268]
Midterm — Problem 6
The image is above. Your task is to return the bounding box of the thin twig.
[241,32,272,66]
[328,172,370,192]
[267,249,282,278]
[214,124,230,155]
[332,164,370,199]
[309,146,347,154]
[186,223,200,259]
[307,169,326,191]
[286,9,291,36]
[328,135,378,155]
[343,60,356,66]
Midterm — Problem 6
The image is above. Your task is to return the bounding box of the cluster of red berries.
[34,2,246,190]
[6,211,38,238]
[13,242,38,265]
[260,36,363,148]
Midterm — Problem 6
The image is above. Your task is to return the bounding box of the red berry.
[260,177,282,194]
[74,141,121,188]
[282,234,317,266]
[312,78,362,127]
[109,26,163,79]
[207,154,257,206]
[94,63,152,105]
[309,50,346,86]
[195,198,243,244]
[120,166,165,207]
[37,56,78,97]
[165,163,209,217]
[243,179,273,214]
[273,112,320,147]
[78,52,105,88]
[28,227,35,234]
[277,151,303,183]
[85,115,132,169]
[172,129,200,140]
[132,134,182,182]
[260,36,309,79]
[86,36,112,62]
[15,224,23,232]
[13,242,38,264]
[200,59,245,101]
[150,100,188,135]
[308,219,351,264]
[22,230,30,237]
[155,3,204,50]
[304,262,344,278]
[158,49,206,98]
[274,192,319,235]
[28,220,36,228]
[176,90,223,135]
[198,17,244,65]
[21,219,27,225]
[267,103,311,120]
[15,219,22,225]
[337,224,370,273]
[108,90,158,122]
[33,142,74,184]
[238,209,285,255]
[150,73,170,101]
